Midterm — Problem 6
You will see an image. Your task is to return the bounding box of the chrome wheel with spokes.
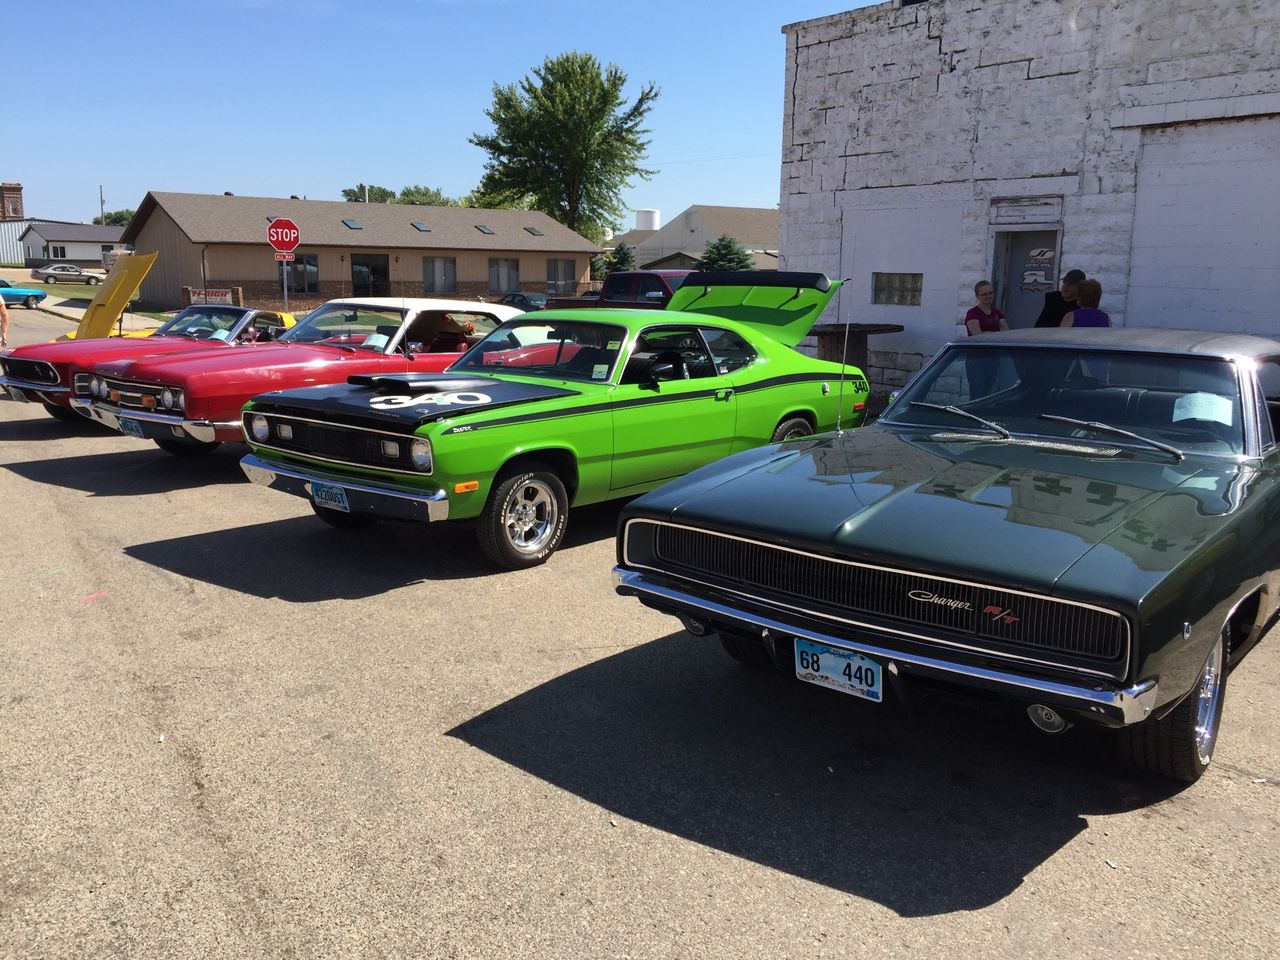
[503,477,558,555]
[477,464,569,569]
[1193,636,1226,766]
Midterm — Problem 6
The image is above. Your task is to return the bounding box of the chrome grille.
[2,358,59,385]
[102,377,162,410]
[73,373,92,396]
[642,522,1126,668]
[246,411,420,474]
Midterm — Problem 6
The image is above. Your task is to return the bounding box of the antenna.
[834,277,852,435]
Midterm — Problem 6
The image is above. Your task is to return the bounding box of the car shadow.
[0,414,114,441]
[449,631,1180,917]
[3,446,248,495]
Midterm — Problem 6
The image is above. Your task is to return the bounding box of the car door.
[609,324,736,490]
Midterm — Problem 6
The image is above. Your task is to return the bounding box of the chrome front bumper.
[75,398,236,444]
[0,374,70,402]
[613,567,1160,728]
[240,453,450,523]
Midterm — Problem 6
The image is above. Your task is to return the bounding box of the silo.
[635,209,660,231]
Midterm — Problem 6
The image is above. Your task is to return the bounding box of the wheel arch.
[496,447,580,502]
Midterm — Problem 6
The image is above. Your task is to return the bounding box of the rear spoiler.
[678,271,832,293]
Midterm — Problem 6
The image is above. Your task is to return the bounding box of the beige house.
[121,192,601,311]
[630,205,779,271]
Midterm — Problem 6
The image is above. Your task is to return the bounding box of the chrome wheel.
[502,477,558,555]
[1194,638,1226,766]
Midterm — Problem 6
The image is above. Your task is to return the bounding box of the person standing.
[1034,268,1085,328]
[0,296,10,349]
[1061,279,1110,327]
[964,281,1008,336]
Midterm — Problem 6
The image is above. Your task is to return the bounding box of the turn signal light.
[108,389,120,403]
[453,481,480,494]
[142,396,156,410]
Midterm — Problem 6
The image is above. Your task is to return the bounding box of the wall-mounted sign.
[189,288,234,305]
[1019,247,1057,293]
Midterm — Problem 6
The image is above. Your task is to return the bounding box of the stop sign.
[267,217,300,253]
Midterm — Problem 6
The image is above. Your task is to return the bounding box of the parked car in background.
[82,298,523,455]
[0,279,48,309]
[498,292,548,312]
[545,270,693,310]
[238,272,868,568]
[615,327,1280,783]
[30,263,101,285]
[0,304,294,423]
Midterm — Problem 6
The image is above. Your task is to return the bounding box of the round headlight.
[90,376,102,397]
[172,390,184,412]
[410,438,433,472]
[250,414,270,442]
[161,387,175,410]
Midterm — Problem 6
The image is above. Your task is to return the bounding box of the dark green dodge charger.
[615,327,1280,782]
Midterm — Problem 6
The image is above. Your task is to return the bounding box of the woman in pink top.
[964,281,1008,336]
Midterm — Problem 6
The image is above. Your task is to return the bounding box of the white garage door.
[1129,117,1280,335]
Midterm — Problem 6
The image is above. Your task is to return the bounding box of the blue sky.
[14,0,876,230]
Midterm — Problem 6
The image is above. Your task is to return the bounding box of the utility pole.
[99,185,105,224]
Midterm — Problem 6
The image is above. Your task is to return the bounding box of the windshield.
[883,346,1245,456]
[155,306,250,340]
[451,320,628,382]
[280,303,405,352]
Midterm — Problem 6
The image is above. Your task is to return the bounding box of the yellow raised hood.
[69,252,158,340]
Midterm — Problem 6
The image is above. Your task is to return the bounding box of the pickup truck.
[545,270,693,310]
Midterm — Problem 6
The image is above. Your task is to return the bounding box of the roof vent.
[524,226,544,236]
[412,222,431,232]
[342,218,363,230]
[223,191,234,196]
[290,195,300,200]
[475,224,495,235]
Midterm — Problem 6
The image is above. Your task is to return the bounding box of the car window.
[625,326,717,381]
[636,275,665,299]
[700,327,758,374]
[281,304,406,352]
[601,275,633,302]
[156,306,250,340]
[1256,358,1280,449]
[452,320,627,382]
[885,346,1245,455]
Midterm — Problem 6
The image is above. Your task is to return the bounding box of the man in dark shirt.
[1034,268,1086,328]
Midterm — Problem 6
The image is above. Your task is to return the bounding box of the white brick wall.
[781,0,1280,395]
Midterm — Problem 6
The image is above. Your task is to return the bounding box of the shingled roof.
[20,221,126,243]
[122,192,600,253]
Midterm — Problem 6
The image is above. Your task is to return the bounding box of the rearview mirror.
[648,361,677,383]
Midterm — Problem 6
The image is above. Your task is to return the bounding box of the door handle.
[715,388,734,401]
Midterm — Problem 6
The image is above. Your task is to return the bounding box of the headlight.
[90,376,102,397]
[410,438,433,472]
[250,414,270,442]
[172,390,184,412]
[161,387,175,409]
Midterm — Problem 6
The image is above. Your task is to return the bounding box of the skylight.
[524,226,545,236]
[475,225,495,235]
[342,218,363,230]
[412,222,431,232]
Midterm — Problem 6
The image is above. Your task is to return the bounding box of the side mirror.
[648,361,677,383]
[259,325,284,341]
[406,341,424,356]
[643,290,665,301]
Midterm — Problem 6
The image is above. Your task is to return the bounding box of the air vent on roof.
[524,226,544,236]
[290,195,300,200]
[223,192,234,196]
[475,225,495,235]
[343,218,363,230]
[412,222,431,232]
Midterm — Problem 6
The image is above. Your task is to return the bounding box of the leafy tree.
[457,189,532,211]
[341,183,397,203]
[700,234,754,272]
[470,52,659,242]
[398,185,459,207]
[93,209,135,226]
[590,254,608,281]
[604,241,636,273]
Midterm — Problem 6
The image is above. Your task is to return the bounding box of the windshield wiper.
[1039,414,1184,460]
[909,401,1010,439]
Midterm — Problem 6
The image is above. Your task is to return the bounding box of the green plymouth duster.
[239,272,869,568]
[614,328,1280,782]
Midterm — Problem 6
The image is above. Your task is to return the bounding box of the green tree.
[470,52,659,242]
[397,185,460,206]
[604,241,636,273]
[700,234,754,272]
[93,209,135,226]
[341,183,397,203]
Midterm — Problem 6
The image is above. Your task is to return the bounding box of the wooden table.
[810,322,905,371]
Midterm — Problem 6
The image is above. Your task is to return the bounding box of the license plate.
[312,482,350,513]
[795,639,882,703]
[120,418,145,438]
[6,386,28,402]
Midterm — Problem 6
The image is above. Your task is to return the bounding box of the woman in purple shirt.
[1062,279,1110,327]
[964,281,1008,336]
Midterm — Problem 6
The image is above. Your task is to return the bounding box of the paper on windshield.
[1173,392,1232,426]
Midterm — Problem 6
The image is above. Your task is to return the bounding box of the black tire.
[153,437,221,456]
[45,277,55,284]
[1117,627,1228,783]
[718,630,776,669]
[41,401,82,423]
[86,276,99,286]
[310,501,377,529]
[24,295,38,309]
[771,416,814,443]
[477,463,569,569]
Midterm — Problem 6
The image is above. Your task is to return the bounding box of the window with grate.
[872,272,923,306]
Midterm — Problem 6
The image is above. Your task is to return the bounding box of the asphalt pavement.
[0,310,1277,959]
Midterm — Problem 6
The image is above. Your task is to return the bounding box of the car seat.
[428,332,469,353]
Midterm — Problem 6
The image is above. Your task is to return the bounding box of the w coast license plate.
[311,482,350,513]
[794,639,882,703]
[119,418,145,438]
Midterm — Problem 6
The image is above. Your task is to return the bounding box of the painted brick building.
[780,0,1280,395]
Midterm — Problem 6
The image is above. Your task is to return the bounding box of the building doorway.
[351,254,390,296]
[992,230,1059,328]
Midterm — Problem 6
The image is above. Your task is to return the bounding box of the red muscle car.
[81,298,523,455]
[0,304,292,423]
